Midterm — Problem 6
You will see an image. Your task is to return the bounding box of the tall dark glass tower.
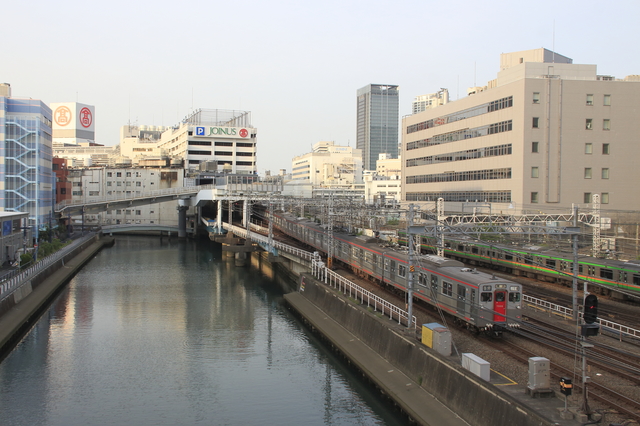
[356,84,399,171]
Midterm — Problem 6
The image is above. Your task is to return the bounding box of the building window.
[106,181,112,187]
[585,143,593,154]
[584,168,592,179]
[586,118,593,130]
[584,193,592,203]
[586,94,594,106]
[602,168,609,179]
[533,92,540,104]
[126,172,132,177]
[107,172,112,177]
[604,94,611,106]
[601,193,609,204]
[602,143,610,155]
[532,141,539,153]
[531,192,539,203]
[532,117,540,128]
[603,119,610,130]
[531,167,539,178]
[116,172,122,177]
[60,188,66,194]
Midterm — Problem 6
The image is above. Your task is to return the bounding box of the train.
[396,231,640,301]
[272,213,523,335]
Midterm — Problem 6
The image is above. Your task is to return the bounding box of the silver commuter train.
[273,213,522,334]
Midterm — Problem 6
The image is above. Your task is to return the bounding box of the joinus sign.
[194,126,251,138]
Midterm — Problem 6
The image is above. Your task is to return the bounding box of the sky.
[3,0,639,175]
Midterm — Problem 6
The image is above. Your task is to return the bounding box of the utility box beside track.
[421,323,452,356]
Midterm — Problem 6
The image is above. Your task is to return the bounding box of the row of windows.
[405,191,511,202]
[530,192,610,204]
[586,118,610,130]
[187,160,254,166]
[106,171,153,178]
[406,168,511,185]
[532,117,611,130]
[406,144,512,167]
[407,120,513,151]
[529,167,610,180]
[407,96,513,134]
[533,93,611,106]
[531,142,611,155]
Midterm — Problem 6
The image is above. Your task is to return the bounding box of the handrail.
[0,233,96,302]
[311,254,417,330]
[523,294,640,339]
[222,223,313,260]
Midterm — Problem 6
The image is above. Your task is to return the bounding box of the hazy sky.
[4,0,639,174]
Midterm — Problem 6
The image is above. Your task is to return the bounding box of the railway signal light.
[560,377,572,396]
[583,294,598,324]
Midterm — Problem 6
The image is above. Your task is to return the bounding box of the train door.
[493,289,507,322]
[469,289,477,321]
[457,285,466,316]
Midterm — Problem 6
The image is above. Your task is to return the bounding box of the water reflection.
[0,236,404,426]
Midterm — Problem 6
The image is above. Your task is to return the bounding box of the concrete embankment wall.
[0,235,114,356]
[293,274,552,426]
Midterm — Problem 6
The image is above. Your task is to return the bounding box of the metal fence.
[222,223,313,261]
[311,254,417,330]
[0,233,96,302]
[523,294,640,339]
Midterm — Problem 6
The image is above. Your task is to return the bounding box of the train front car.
[438,266,523,336]
[477,279,522,336]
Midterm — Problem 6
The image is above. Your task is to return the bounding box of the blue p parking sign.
[195,127,205,136]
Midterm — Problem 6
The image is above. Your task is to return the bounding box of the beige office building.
[401,48,640,212]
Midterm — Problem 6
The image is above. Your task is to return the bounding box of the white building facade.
[291,141,363,185]
[401,48,640,212]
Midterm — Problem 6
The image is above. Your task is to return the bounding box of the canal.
[0,236,407,425]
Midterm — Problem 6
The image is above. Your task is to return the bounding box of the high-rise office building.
[357,84,399,171]
[0,83,54,232]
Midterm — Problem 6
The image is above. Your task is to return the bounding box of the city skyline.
[3,0,639,175]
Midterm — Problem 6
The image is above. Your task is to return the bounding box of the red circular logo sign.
[239,128,248,138]
[79,107,93,128]
[54,106,72,127]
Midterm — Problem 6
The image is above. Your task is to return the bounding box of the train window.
[495,284,507,289]
[524,255,533,265]
[431,275,438,292]
[470,289,476,306]
[418,273,426,286]
[600,268,613,280]
[505,254,513,261]
[495,292,505,302]
[482,285,492,291]
[384,259,389,271]
[457,286,466,300]
[398,265,406,278]
[351,247,358,257]
[390,260,396,274]
[372,255,378,265]
[481,292,493,302]
[546,259,556,268]
[634,275,640,286]
[588,266,595,276]
[457,245,464,251]
[509,286,519,291]
[442,281,453,296]
[619,271,627,282]
[342,244,348,255]
[509,292,521,302]
[471,247,479,254]
[365,252,372,263]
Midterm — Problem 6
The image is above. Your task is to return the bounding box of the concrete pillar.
[217,201,223,234]
[243,198,249,228]
[177,201,189,238]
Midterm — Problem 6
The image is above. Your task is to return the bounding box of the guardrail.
[311,254,417,330]
[54,185,214,212]
[523,294,640,339]
[0,233,96,302]
[222,223,313,261]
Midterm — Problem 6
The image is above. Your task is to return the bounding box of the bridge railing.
[311,254,417,330]
[0,233,97,302]
[54,185,215,212]
[523,294,640,339]
[222,223,313,261]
